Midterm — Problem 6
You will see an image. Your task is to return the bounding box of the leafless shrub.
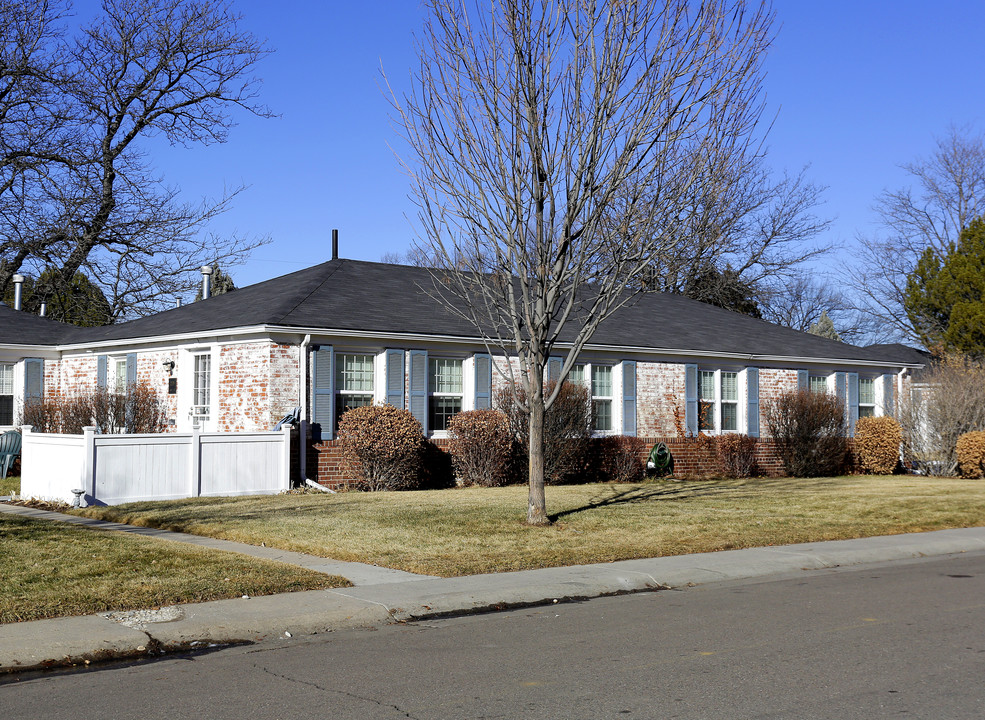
[763,390,849,477]
[712,434,758,478]
[588,436,646,484]
[497,380,592,485]
[899,353,985,476]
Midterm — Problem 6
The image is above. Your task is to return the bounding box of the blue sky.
[126,1,985,288]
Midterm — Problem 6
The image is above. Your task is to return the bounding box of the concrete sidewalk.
[3,503,985,675]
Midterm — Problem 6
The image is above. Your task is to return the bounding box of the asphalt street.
[4,551,984,719]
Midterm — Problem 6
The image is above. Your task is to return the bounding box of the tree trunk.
[526,383,550,525]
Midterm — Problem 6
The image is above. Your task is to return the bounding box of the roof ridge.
[268,259,346,324]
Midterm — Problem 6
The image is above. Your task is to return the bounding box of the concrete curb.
[3,526,985,675]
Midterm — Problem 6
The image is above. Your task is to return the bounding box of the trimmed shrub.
[337,404,424,491]
[763,389,849,477]
[447,409,515,487]
[589,435,646,483]
[22,383,167,435]
[713,434,758,478]
[496,379,592,485]
[956,431,985,479]
[854,416,903,475]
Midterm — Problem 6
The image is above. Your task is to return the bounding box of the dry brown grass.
[0,513,349,624]
[75,475,985,577]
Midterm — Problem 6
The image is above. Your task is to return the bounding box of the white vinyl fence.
[20,425,292,505]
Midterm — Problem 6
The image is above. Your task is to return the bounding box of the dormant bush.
[713,434,758,478]
[899,353,985,476]
[588,435,646,483]
[447,409,515,487]
[854,416,902,475]
[337,404,424,491]
[763,389,849,477]
[21,383,166,434]
[496,380,592,485]
[956,431,985,479]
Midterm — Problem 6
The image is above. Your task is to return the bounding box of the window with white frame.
[191,353,211,419]
[699,369,740,432]
[0,363,13,426]
[335,353,375,425]
[809,374,828,394]
[113,357,128,393]
[859,377,876,418]
[591,365,613,433]
[429,358,463,432]
[720,371,738,431]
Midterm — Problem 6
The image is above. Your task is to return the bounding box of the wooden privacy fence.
[20,425,292,505]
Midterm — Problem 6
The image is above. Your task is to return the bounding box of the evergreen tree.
[904,216,985,356]
[2,270,112,326]
[194,266,237,301]
[808,311,842,341]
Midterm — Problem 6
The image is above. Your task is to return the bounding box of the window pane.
[429,358,462,394]
[429,396,462,432]
[0,364,13,395]
[193,354,211,407]
[699,370,716,401]
[115,359,128,393]
[568,364,585,385]
[0,396,12,425]
[809,375,827,394]
[721,372,737,402]
[337,393,373,422]
[859,405,875,418]
[722,402,737,431]
[592,365,612,397]
[859,377,875,405]
[337,354,374,392]
[593,399,612,432]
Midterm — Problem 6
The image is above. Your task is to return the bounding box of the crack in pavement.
[255,663,422,719]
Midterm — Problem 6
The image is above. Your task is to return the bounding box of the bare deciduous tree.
[899,353,985,476]
[847,125,985,343]
[391,0,775,524]
[0,0,271,322]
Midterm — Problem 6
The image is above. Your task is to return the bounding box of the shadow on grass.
[547,476,838,522]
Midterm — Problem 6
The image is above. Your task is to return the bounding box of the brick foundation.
[304,433,788,489]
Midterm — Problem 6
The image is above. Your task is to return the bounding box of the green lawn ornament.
[646,442,673,476]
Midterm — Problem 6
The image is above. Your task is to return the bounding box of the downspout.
[299,334,311,482]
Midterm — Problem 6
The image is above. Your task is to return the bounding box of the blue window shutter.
[847,372,859,436]
[311,345,334,440]
[385,349,405,409]
[797,369,808,391]
[24,358,43,404]
[409,350,428,434]
[474,353,492,410]
[882,373,895,416]
[684,363,698,436]
[546,357,562,384]
[622,360,637,437]
[97,355,108,388]
[126,353,137,389]
[746,367,760,438]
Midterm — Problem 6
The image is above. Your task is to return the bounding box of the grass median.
[0,513,350,624]
[74,474,985,577]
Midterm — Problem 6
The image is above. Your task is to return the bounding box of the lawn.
[0,475,18,497]
[0,513,350,624]
[75,475,985,577]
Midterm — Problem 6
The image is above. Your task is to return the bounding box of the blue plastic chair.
[0,430,21,478]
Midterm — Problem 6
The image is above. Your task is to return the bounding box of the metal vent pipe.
[201,266,213,300]
[332,229,339,260]
[12,274,24,311]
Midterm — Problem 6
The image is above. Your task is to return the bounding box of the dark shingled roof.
[3,259,921,366]
[0,303,89,345]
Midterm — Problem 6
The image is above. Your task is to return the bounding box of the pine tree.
[904,217,985,356]
[808,311,842,341]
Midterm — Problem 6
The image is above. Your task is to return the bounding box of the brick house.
[1,258,924,484]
